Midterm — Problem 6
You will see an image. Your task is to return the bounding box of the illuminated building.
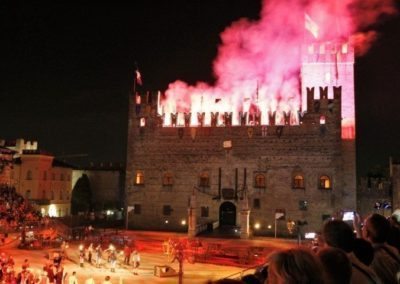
[5,139,73,217]
[0,146,14,186]
[125,38,356,236]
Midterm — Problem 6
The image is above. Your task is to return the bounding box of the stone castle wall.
[126,88,356,236]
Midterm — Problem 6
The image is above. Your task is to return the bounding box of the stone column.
[240,191,250,239]
[188,192,197,238]
[240,209,250,239]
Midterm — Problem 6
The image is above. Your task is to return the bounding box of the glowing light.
[254,223,261,230]
[79,244,84,251]
[140,118,146,127]
[267,225,272,229]
[223,140,232,149]
[165,220,169,224]
[324,72,331,84]
[48,204,57,217]
[320,115,326,125]
[181,220,186,226]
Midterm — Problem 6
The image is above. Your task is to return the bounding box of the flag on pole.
[275,209,286,220]
[305,14,319,39]
[135,69,143,86]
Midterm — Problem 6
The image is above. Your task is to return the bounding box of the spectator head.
[362,213,390,244]
[317,247,352,284]
[322,220,354,253]
[352,238,374,265]
[267,247,324,284]
[105,276,111,281]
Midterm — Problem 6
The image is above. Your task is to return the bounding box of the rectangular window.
[253,198,261,209]
[201,206,209,217]
[163,173,173,186]
[199,175,210,187]
[254,174,266,188]
[135,171,144,185]
[163,205,172,216]
[134,204,141,215]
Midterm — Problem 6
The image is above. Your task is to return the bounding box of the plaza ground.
[1,230,298,283]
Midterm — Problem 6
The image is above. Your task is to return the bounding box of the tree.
[71,174,92,215]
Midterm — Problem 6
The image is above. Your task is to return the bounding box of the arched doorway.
[219,201,236,226]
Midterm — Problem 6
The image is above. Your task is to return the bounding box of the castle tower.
[301,40,356,210]
[301,40,355,140]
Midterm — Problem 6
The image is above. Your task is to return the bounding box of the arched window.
[135,171,144,185]
[319,175,331,189]
[254,174,266,188]
[26,170,33,180]
[293,175,305,189]
[199,172,210,187]
[162,172,174,186]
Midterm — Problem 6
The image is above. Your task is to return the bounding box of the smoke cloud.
[162,0,398,126]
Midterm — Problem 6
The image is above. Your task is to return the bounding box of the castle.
[125,40,356,237]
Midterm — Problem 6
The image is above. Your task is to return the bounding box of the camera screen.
[305,232,316,239]
[343,211,354,221]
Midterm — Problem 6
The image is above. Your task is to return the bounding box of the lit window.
[341,43,348,54]
[320,115,326,125]
[199,172,210,187]
[254,174,266,188]
[319,175,331,189]
[140,118,146,127]
[26,170,32,180]
[324,72,331,83]
[135,171,144,185]
[162,172,173,186]
[293,175,305,189]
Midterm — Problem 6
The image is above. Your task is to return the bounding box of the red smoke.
[161,0,397,127]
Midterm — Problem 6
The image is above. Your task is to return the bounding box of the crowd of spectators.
[227,212,400,284]
[0,186,42,236]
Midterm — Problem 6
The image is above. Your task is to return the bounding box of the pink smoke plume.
[161,0,397,127]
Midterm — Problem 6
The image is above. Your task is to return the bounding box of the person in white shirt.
[68,271,78,284]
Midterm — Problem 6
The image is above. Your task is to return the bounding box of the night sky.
[1,1,400,177]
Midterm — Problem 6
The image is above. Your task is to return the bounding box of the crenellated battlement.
[131,86,342,130]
